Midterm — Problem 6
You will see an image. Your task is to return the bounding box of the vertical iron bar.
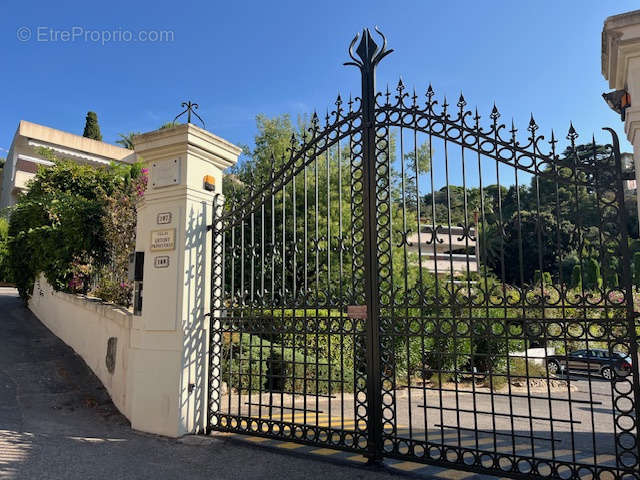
[281,154,286,425]
[314,140,320,429]
[304,152,309,427]
[327,130,332,432]
[337,126,345,432]
[229,222,235,417]
[239,219,245,418]
[292,150,297,422]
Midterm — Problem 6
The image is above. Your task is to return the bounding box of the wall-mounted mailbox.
[128,252,145,315]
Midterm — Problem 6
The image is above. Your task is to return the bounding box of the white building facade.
[0,120,134,211]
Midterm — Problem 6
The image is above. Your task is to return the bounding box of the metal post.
[207,194,224,434]
[604,127,640,469]
[345,27,392,464]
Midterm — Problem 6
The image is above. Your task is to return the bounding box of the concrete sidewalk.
[0,287,421,480]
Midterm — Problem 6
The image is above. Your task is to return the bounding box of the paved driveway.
[0,288,416,480]
[5,286,617,480]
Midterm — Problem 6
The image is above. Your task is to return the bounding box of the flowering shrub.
[92,275,133,307]
[90,164,147,305]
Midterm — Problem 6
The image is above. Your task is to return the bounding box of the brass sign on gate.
[347,305,367,319]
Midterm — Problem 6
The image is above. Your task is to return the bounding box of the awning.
[27,139,113,166]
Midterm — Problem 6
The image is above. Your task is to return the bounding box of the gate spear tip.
[490,103,500,120]
[426,84,434,98]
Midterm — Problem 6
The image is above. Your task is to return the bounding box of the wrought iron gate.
[208,29,640,480]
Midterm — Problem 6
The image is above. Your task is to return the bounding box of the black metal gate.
[208,29,640,480]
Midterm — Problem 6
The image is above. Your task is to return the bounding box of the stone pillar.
[127,124,240,437]
[602,10,640,223]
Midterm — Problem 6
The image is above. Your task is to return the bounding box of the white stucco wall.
[24,124,240,438]
[29,276,133,418]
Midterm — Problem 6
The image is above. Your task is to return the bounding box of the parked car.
[546,348,632,379]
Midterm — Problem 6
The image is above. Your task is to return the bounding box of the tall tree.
[82,111,103,141]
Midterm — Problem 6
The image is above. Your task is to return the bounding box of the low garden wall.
[29,275,133,419]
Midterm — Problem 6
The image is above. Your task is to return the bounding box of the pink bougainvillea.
[91,165,147,307]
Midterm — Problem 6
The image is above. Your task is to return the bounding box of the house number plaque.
[154,256,170,268]
[157,212,172,225]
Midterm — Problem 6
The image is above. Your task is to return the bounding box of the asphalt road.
[0,287,414,480]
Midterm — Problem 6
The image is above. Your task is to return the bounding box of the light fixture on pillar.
[203,175,215,192]
[602,89,631,121]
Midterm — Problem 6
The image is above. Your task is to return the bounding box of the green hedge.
[221,325,356,395]
[221,307,523,394]
[0,217,11,283]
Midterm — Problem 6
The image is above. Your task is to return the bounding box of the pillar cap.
[602,9,640,89]
[133,123,241,170]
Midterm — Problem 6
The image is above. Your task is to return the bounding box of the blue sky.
[0,1,636,161]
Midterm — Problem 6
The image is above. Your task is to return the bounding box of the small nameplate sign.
[154,255,170,268]
[151,158,181,189]
[347,305,367,319]
[157,212,172,225]
[150,229,176,252]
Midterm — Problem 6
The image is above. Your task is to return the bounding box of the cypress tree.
[82,111,103,141]
[603,258,620,289]
[583,258,601,290]
[534,270,542,285]
[571,264,582,289]
[634,252,640,290]
[533,270,552,285]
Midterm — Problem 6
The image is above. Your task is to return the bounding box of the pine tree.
[82,111,103,141]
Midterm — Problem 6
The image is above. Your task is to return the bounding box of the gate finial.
[344,26,393,71]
